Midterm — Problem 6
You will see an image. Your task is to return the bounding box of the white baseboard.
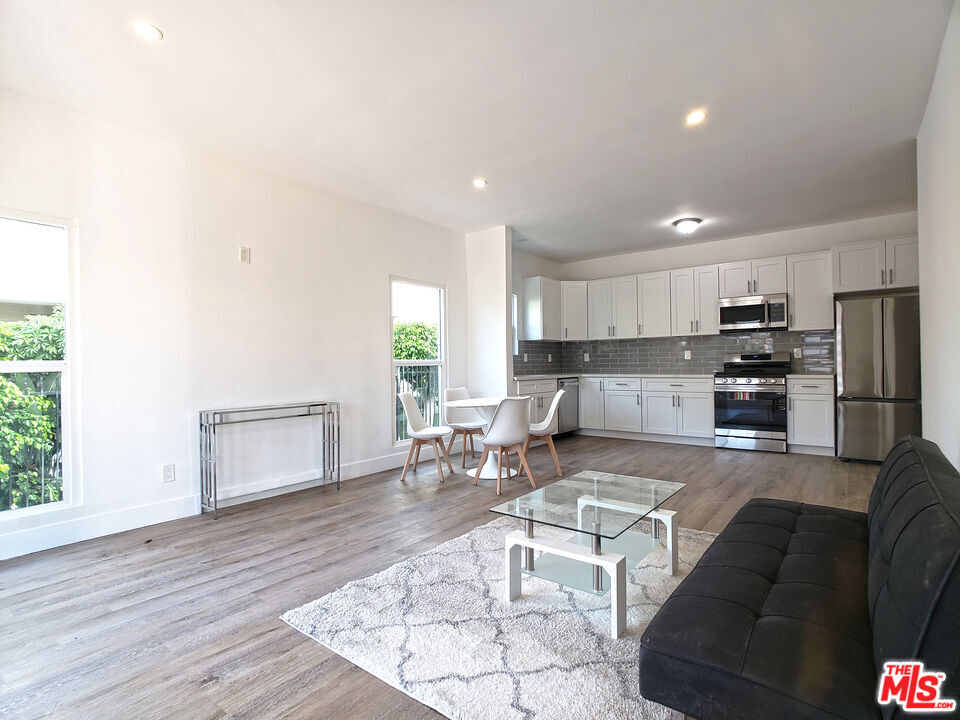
[0,494,199,561]
[787,444,836,456]
[576,429,715,446]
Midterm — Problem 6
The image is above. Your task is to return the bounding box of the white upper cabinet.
[671,265,719,336]
[611,276,639,339]
[832,237,919,292]
[588,276,638,339]
[561,281,588,341]
[719,257,786,297]
[693,264,720,335]
[522,276,561,341]
[637,271,671,338]
[886,236,919,288]
[832,240,886,292]
[587,279,612,340]
[718,261,752,298]
[787,251,834,331]
[670,268,696,336]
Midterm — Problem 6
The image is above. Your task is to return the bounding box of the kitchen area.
[513,235,921,462]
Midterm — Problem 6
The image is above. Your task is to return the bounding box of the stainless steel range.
[714,352,791,453]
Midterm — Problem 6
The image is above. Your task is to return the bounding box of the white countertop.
[515,371,835,380]
[514,372,714,380]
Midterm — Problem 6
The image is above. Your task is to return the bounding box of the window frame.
[0,207,79,516]
[389,275,448,446]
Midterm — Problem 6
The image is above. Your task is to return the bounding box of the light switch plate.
[683,350,692,360]
[239,246,252,264]
[584,353,590,362]
[523,353,528,362]
[162,464,176,483]
[794,347,802,359]
[547,353,553,362]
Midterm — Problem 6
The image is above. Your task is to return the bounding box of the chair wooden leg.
[461,430,468,468]
[474,448,489,486]
[447,430,457,457]
[469,433,476,458]
[496,447,503,495]
[413,441,422,470]
[401,441,417,481]
[504,448,511,478]
[515,444,536,489]
[432,439,445,482]
[519,435,532,476]
[438,435,455,474]
[545,434,563,477]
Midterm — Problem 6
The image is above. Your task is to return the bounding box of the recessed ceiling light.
[672,217,703,234]
[685,109,707,126]
[132,21,164,42]
[472,177,488,189]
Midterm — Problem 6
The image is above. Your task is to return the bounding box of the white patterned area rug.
[282,517,715,720]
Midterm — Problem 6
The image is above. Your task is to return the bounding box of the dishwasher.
[557,378,580,433]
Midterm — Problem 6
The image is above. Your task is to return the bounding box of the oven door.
[714,387,787,439]
[718,296,767,331]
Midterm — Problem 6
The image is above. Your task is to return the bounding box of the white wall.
[558,212,917,279]
[511,247,564,297]
[917,1,960,470]
[466,226,513,396]
[0,88,467,559]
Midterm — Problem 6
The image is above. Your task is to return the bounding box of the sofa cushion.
[639,498,879,720]
[867,437,960,719]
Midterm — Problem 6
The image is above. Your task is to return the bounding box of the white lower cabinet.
[641,392,678,435]
[787,394,835,447]
[603,390,643,432]
[677,393,715,438]
[580,377,604,429]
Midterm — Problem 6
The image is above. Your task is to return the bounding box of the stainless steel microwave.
[718,293,788,331]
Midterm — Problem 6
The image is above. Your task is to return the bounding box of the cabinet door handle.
[638,323,642,335]
[889,268,894,284]
[669,383,683,387]
[788,398,793,411]
[790,313,794,327]
[636,393,640,406]
[800,384,819,389]
[564,327,568,338]
[754,279,758,293]
[880,268,885,285]
[612,325,615,336]
[671,394,675,407]
[695,319,699,332]
[690,320,693,332]
[747,280,751,294]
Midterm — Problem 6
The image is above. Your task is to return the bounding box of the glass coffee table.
[490,470,685,639]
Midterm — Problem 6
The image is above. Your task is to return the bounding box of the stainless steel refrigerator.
[836,294,921,461]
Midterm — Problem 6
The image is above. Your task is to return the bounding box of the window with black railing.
[1,215,69,512]
[392,279,445,443]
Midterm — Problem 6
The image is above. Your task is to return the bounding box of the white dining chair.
[522,388,565,477]
[398,392,455,482]
[444,387,487,468]
[475,396,535,495]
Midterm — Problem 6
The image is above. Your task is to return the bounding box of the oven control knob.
[759,378,768,384]
[744,378,753,383]
[720,378,728,384]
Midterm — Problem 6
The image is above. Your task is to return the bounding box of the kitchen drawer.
[603,378,640,391]
[642,377,713,393]
[517,379,558,394]
[787,377,834,395]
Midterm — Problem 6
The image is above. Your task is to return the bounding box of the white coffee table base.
[467,450,519,480]
[505,530,627,639]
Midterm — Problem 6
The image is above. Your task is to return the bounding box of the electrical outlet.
[547,353,553,362]
[239,246,252,264]
[683,350,692,360]
[794,347,802,359]
[584,352,590,362]
[162,464,176,483]
[523,353,528,362]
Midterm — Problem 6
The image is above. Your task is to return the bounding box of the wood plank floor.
[0,437,879,719]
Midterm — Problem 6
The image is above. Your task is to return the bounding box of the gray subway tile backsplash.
[514,330,834,376]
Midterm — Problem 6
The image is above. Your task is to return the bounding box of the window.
[392,278,445,443]
[0,215,70,512]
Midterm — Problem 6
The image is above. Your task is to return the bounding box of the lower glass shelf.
[522,528,660,595]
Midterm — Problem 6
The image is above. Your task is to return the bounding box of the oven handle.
[714,386,786,394]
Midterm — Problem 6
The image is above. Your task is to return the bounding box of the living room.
[1,2,959,719]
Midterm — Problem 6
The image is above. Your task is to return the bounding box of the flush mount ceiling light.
[685,109,707,126]
[472,177,488,189]
[672,217,703,234]
[132,21,164,41]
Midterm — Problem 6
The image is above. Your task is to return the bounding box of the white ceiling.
[0,0,952,261]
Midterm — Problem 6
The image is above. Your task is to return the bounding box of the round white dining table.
[442,397,520,480]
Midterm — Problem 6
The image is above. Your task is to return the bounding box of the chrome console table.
[199,400,340,516]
